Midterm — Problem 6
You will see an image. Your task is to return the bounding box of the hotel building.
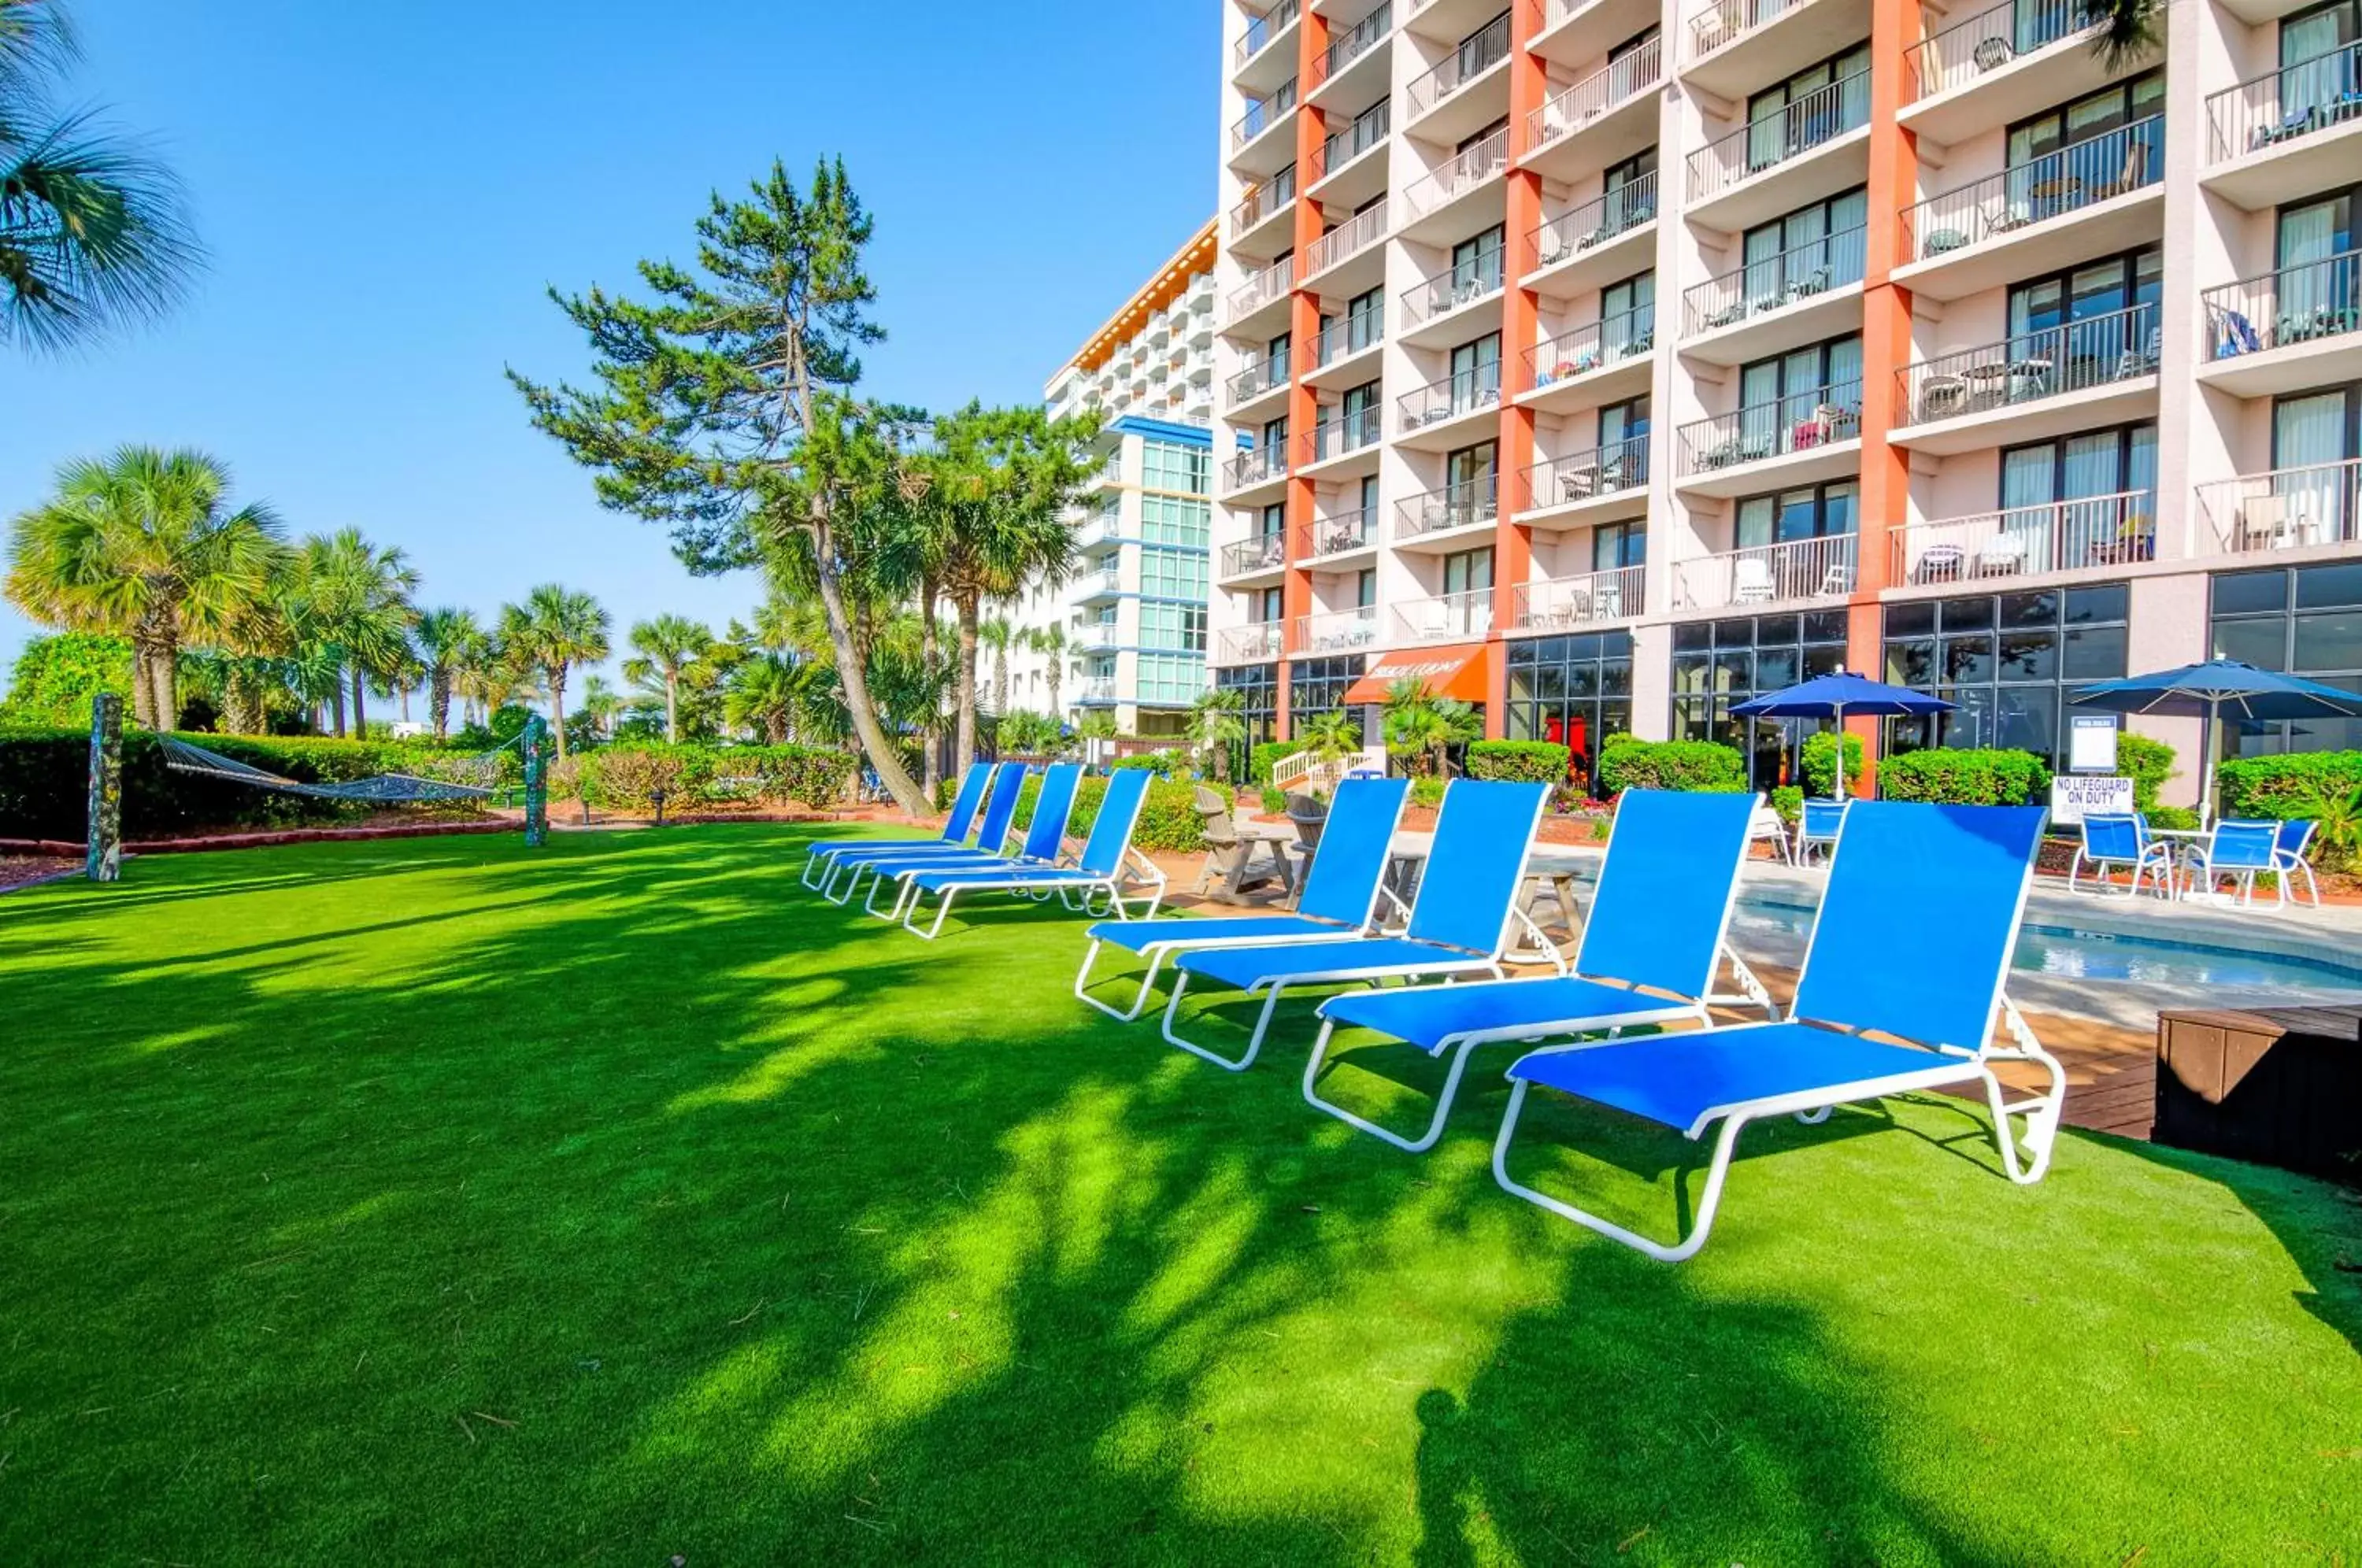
[1005,221,1223,740]
[1209,0,2362,797]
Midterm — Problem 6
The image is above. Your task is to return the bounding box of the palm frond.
[2,106,201,351]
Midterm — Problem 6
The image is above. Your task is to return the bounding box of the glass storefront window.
[1883,585,2130,766]
[2210,564,2362,754]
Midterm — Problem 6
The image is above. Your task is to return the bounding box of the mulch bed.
[0,853,80,893]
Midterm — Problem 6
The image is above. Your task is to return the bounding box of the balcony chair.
[2115,325,2163,378]
[1732,559,1776,604]
[1923,227,1969,257]
[1972,35,2012,70]
[1918,374,1969,420]
[2236,493,2290,553]
[1974,534,2027,577]
[2088,139,2152,202]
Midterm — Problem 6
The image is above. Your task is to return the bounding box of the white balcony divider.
[2203,250,2362,358]
[1523,436,1650,509]
[2195,458,2362,555]
[1527,36,1662,151]
[1296,506,1375,558]
[1396,478,1499,539]
[1403,128,1509,220]
[1297,605,1381,653]
[1686,70,1871,202]
[1907,0,2099,99]
[2206,40,2362,163]
[1528,305,1657,383]
[1398,359,1503,432]
[1308,403,1385,462]
[1516,565,1644,627]
[1216,622,1287,664]
[1678,379,1861,473]
[1901,118,2160,264]
[1897,301,2157,425]
[1530,173,1658,268]
[1220,531,1290,578]
[1305,200,1390,276]
[1392,587,1495,643]
[1401,250,1505,327]
[1231,78,1299,151]
[1686,0,1802,61]
[1406,9,1512,119]
[1672,534,1856,611]
[1683,224,1866,335]
[1235,0,1301,68]
[1312,0,1393,89]
[1227,257,1294,318]
[1890,490,2157,585]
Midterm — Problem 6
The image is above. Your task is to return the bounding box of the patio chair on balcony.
[2088,138,2152,202]
[1923,227,1969,257]
[1918,374,1969,420]
[2236,493,2289,552]
[1974,534,2027,577]
[1971,35,2012,70]
[1732,559,1775,604]
[1559,466,1601,502]
[2115,325,2162,379]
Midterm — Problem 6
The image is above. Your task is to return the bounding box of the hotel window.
[1139,494,1210,546]
[1593,520,1646,571]
[2275,187,2360,339]
[1261,416,1288,462]
[1357,474,1379,523]
[1142,438,1209,495]
[1883,585,2131,767]
[1446,439,1499,524]
[1257,501,1286,545]
[2210,564,2362,755]
[1291,656,1366,730]
[1745,44,1871,172]
[1458,116,1510,157]
[2266,385,2361,545]
[1253,586,1284,623]
[1138,547,1206,600]
[1994,423,2157,570]
[1346,286,1383,354]
[1356,568,1377,606]
[1599,395,1649,474]
[1601,271,1656,359]
[1734,480,1858,550]
[2279,1,2360,120]
[1442,547,1494,597]
[1217,661,1279,748]
[1603,148,1657,231]
[1263,332,1291,386]
[1736,334,1861,453]
[1449,333,1502,411]
[1452,224,1506,298]
[2007,71,2163,182]
[1139,603,1208,653]
[1672,612,1850,786]
[1742,188,1868,302]
[1138,654,1209,704]
[1457,10,1513,79]
[2005,248,2161,379]
[1507,631,1636,788]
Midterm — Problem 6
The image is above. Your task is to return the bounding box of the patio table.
[1383,830,1597,963]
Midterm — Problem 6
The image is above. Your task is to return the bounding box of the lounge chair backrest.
[973,764,1031,857]
[2275,818,2316,859]
[1076,767,1154,875]
[1791,802,2045,1052]
[942,761,993,844]
[1800,800,1848,841]
[1404,780,1549,954]
[2082,812,2142,862]
[1297,776,1413,926]
[1021,764,1084,861]
[2204,819,2279,872]
[1575,789,1759,998]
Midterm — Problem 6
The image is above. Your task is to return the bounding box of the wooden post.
[85,692,124,882]
[522,716,549,848]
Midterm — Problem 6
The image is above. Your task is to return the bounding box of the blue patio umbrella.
[2071,658,2362,821]
[1731,669,1954,799]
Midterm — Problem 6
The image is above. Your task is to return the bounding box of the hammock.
[160,736,503,803]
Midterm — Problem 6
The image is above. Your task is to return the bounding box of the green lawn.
[2,827,2358,1565]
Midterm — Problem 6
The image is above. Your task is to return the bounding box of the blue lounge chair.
[1794,798,1847,866]
[829,762,1031,908]
[2180,818,2284,907]
[864,763,1083,921]
[2273,819,2320,908]
[803,760,994,891]
[898,768,1167,939]
[2068,812,2172,898]
[1161,780,1552,1071]
[1072,776,1413,1022]
[1493,802,2061,1263]
[1303,789,1776,1152]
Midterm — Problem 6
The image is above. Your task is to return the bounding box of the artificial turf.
[1,825,2357,1566]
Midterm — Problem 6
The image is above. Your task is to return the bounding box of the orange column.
[1489,2,1549,741]
[1277,13,1331,740]
[1848,0,1923,795]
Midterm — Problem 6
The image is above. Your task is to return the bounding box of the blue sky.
[1,0,1220,697]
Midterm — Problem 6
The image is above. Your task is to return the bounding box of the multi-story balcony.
[1303,199,1390,289]
[1392,587,1495,644]
[1523,308,1655,414]
[1215,621,1286,665]
[1076,566,1124,602]
[1400,253,1504,346]
[1305,403,1385,470]
[1405,9,1512,138]
[1231,78,1301,172]
[1226,257,1294,330]
[1894,301,2157,453]
[1395,478,1498,545]
[1682,224,1866,361]
[1672,532,1855,612]
[1526,174,1658,298]
[1684,0,1868,98]
[1396,361,1503,449]
[1890,490,2155,586]
[1077,506,1124,549]
[2195,458,2362,560]
[1228,165,1298,253]
[1218,531,1290,583]
[1296,505,1377,562]
[1535,0,1664,69]
[1686,68,1871,229]
[1900,0,2110,143]
[1309,100,1390,207]
[1092,453,1125,490]
[1676,379,1861,494]
[1235,0,1302,85]
[1075,677,1120,705]
[1517,437,1651,523]
[1309,0,1394,101]
[2204,41,2362,209]
[1516,565,1645,629]
[1072,619,1122,653]
[1896,118,2162,301]
[1298,605,1381,654]
[1523,35,1662,183]
[1401,127,1509,242]
[2198,250,2362,399]
[1226,353,1291,412]
[1309,314,1384,387]
[1222,443,1290,497]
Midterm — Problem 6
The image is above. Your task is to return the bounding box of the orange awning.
[1341,642,1494,706]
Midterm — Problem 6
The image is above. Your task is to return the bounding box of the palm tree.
[498,584,610,763]
[2089,0,2160,72]
[0,0,201,353]
[5,446,283,728]
[1382,678,1482,778]
[576,674,624,739]
[411,607,479,742]
[724,653,801,744]
[1298,708,1363,770]
[1186,688,1247,785]
[979,614,1014,716]
[295,527,417,736]
[1029,622,1069,722]
[621,614,713,744]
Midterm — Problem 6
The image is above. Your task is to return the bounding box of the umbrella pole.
[1832,704,1846,800]
[2198,704,2216,825]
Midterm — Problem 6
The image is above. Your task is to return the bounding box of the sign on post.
[2050,775,2134,825]
[2068,713,2120,774]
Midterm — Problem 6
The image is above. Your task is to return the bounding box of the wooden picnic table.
[1384,831,1600,960]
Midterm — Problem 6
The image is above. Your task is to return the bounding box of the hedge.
[1250,741,1308,784]
[1877,748,2052,805]
[1465,740,1571,784]
[569,744,857,810]
[1008,774,1233,854]
[1594,738,1748,795]
[2116,733,2177,812]
[2214,750,2362,819]
[1799,731,1865,797]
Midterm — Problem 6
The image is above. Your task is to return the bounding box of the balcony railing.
[2206,41,2362,163]
[1531,173,1658,268]
[1393,587,1495,643]
[1527,37,1663,150]
[1079,566,1123,597]
[1305,200,1389,276]
[1297,506,1375,558]
[1227,353,1290,406]
[1907,0,2099,99]
[1684,224,1866,335]
[1314,313,1383,367]
[1216,621,1286,664]
[1403,127,1509,220]
[1227,257,1294,318]
[1406,9,1512,119]
[2204,250,2362,359]
[1398,360,1503,433]
[1312,1,1393,89]
[1528,306,1656,384]
[1308,404,1384,462]
[1401,252,1504,327]
[2196,457,2362,555]
[1516,565,1644,627]
[1072,620,1121,651]
[1224,445,1290,490]
[1897,301,2157,425]
[1315,101,1390,182]
[1236,0,1301,67]
[1672,533,1856,611]
[1525,436,1650,508]
[1228,165,1298,236]
[1679,379,1861,473]
[1231,78,1299,151]
[1891,490,2156,584]
[1397,479,1499,539]
[1901,119,2160,264]
[1078,507,1124,548]
[1076,677,1119,703]
[1298,605,1381,653]
[1220,531,1290,578]
[1688,70,1871,202]
[1686,0,1801,60]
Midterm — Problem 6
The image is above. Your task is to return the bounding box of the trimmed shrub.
[1770,785,1805,823]
[1466,739,1571,784]
[1877,747,2052,805]
[1250,740,1308,784]
[1410,776,1447,808]
[2214,749,2362,820]
[1111,748,1189,777]
[1799,731,1865,797]
[2116,732,2177,812]
[587,748,687,812]
[1260,786,1288,815]
[1009,774,1231,853]
[1594,738,1747,795]
[2145,804,2201,831]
